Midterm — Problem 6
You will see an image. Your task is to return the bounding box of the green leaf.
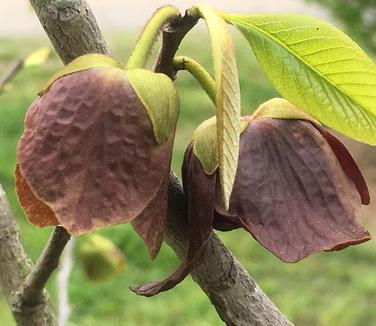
[39,54,121,95]
[222,13,376,145]
[127,69,179,144]
[192,5,242,209]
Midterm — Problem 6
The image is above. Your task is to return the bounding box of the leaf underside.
[198,5,242,208]
[216,118,370,262]
[223,13,376,144]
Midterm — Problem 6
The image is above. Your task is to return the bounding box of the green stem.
[126,6,180,70]
[173,56,216,104]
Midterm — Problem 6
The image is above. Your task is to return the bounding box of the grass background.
[0,30,375,326]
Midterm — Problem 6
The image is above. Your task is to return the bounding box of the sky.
[0,0,330,36]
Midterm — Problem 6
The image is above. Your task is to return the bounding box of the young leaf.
[192,5,242,209]
[222,13,376,145]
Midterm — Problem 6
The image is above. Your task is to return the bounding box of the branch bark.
[0,185,57,326]
[22,227,70,307]
[26,1,293,325]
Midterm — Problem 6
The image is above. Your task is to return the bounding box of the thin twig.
[0,185,57,325]
[0,59,24,94]
[154,12,198,78]
[22,226,71,306]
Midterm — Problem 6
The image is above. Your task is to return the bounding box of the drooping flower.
[16,54,179,259]
[133,98,371,296]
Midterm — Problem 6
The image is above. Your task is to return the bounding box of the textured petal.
[131,163,171,260]
[15,164,59,227]
[316,126,370,205]
[132,144,216,296]
[17,67,174,235]
[218,118,371,263]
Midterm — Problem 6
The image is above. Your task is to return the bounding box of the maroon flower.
[16,56,179,259]
[132,98,371,297]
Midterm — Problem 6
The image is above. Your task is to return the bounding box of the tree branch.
[22,227,70,306]
[0,185,57,325]
[28,1,293,325]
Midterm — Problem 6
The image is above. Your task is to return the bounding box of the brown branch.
[22,227,70,306]
[27,1,293,325]
[154,12,198,78]
[0,185,57,325]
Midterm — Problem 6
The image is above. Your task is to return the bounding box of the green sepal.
[193,117,249,175]
[127,69,179,144]
[252,98,321,126]
[39,54,122,96]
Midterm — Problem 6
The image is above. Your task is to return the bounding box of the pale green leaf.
[222,13,376,144]
[127,69,179,144]
[193,5,242,209]
[39,54,121,95]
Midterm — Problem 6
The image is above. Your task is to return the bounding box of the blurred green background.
[1,17,376,326]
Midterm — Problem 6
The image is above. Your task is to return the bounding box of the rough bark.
[0,185,57,325]
[30,0,109,64]
[22,227,70,307]
[22,0,292,325]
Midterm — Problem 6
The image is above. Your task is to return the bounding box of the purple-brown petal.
[15,164,59,227]
[17,67,173,237]
[316,126,370,205]
[132,144,216,296]
[131,165,171,260]
[219,118,371,263]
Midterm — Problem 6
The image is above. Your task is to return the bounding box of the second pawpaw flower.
[133,98,371,296]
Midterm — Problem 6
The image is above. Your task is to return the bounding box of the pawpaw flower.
[15,54,179,259]
[133,98,371,297]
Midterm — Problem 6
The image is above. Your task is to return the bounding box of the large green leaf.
[222,13,376,144]
[192,5,242,208]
